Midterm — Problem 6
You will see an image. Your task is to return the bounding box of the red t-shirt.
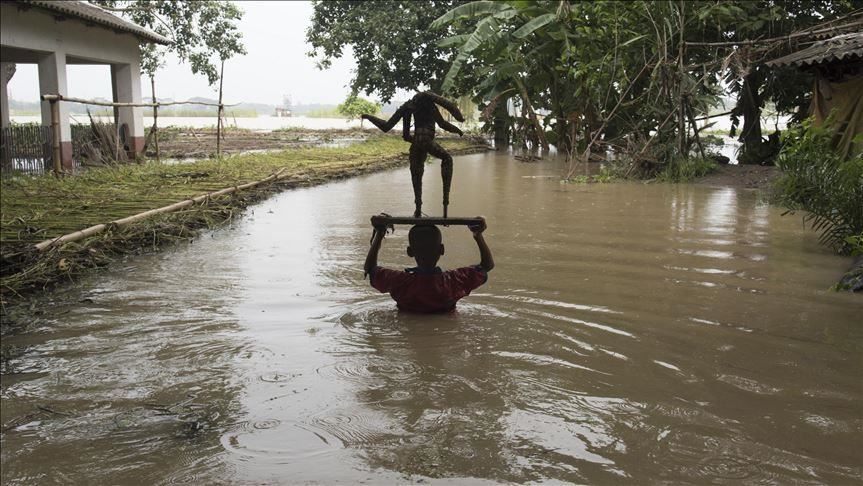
[370,265,488,313]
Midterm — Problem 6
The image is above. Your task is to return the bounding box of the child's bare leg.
[409,143,428,217]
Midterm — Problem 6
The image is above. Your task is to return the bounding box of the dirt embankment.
[694,164,778,191]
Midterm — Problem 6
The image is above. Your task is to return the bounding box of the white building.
[1,0,170,169]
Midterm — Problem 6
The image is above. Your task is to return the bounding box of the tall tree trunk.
[217,59,225,158]
[492,102,510,150]
[515,79,549,151]
[555,117,570,153]
[738,70,764,164]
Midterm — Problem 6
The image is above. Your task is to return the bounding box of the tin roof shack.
[767,33,863,159]
[0,0,170,169]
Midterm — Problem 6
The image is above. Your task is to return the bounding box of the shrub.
[773,119,863,255]
[657,156,718,182]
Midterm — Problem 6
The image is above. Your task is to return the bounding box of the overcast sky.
[8,1,358,106]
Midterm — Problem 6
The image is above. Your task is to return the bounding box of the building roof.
[17,0,172,45]
[767,32,863,68]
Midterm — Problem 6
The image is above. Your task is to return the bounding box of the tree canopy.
[431,0,859,162]
[308,0,860,165]
[337,95,381,125]
[306,1,472,102]
[93,0,247,84]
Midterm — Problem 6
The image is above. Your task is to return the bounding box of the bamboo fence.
[40,93,240,176]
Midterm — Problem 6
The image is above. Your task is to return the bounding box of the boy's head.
[407,225,444,268]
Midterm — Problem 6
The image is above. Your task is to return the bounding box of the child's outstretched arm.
[469,217,494,272]
[364,226,387,277]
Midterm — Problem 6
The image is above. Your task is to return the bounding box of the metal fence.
[0,125,53,175]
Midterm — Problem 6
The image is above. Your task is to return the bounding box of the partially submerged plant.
[774,119,863,255]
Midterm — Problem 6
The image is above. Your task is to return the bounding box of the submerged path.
[1,151,860,483]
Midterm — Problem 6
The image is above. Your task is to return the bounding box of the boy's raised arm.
[469,217,494,272]
[364,227,387,277]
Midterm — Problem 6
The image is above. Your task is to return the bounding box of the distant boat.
[274,107,292,117]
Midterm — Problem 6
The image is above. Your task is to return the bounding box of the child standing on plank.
[364,218,494,313]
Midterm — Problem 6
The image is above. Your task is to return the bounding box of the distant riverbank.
[10,114,366,131]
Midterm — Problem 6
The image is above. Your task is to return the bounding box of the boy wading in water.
[364,219,494,313]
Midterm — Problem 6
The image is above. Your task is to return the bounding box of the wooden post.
[216,59,224,158]
[49,98,61,176]
[151,76,159,163]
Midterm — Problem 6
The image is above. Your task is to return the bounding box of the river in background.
[10,114,364,130]
[1,152,860,484]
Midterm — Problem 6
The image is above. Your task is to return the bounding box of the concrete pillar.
[38,52,72,169]
[1,62,13,129]
[1,63,12,169]
[111,62,144,157]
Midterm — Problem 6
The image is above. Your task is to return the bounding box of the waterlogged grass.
[0,135,485,300]
[656,157,719,182]
[774,120,863,255]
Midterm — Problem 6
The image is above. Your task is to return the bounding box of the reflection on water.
[2,152,861,484]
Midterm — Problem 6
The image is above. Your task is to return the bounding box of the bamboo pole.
[40,94,239,108]
[684,18,863,47]
[151,76,160,163]
[694,110,732,122]
[49,99,61,177]
[34,167,288,251]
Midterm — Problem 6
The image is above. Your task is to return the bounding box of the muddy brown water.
[2,152,861,484]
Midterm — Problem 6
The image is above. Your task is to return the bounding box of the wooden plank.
[370,215,483,227]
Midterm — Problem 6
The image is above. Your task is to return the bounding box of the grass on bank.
[656,156,719,182]
[0,135,484,301]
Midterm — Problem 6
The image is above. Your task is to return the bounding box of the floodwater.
[1,152,861,484]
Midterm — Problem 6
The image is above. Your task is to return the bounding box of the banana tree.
[432,1,556,150]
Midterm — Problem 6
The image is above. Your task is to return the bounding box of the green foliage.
[702,134,726,147]
[308,0,857,167]
[561,165,619,184]
[715,1,855,163]
[844,235,863,256]
[774,119,863,255]
[336,96,381,122]
[93,1,247,84]
[306,1,472,102]
[431,1,728,155]
[657,157,718,182]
